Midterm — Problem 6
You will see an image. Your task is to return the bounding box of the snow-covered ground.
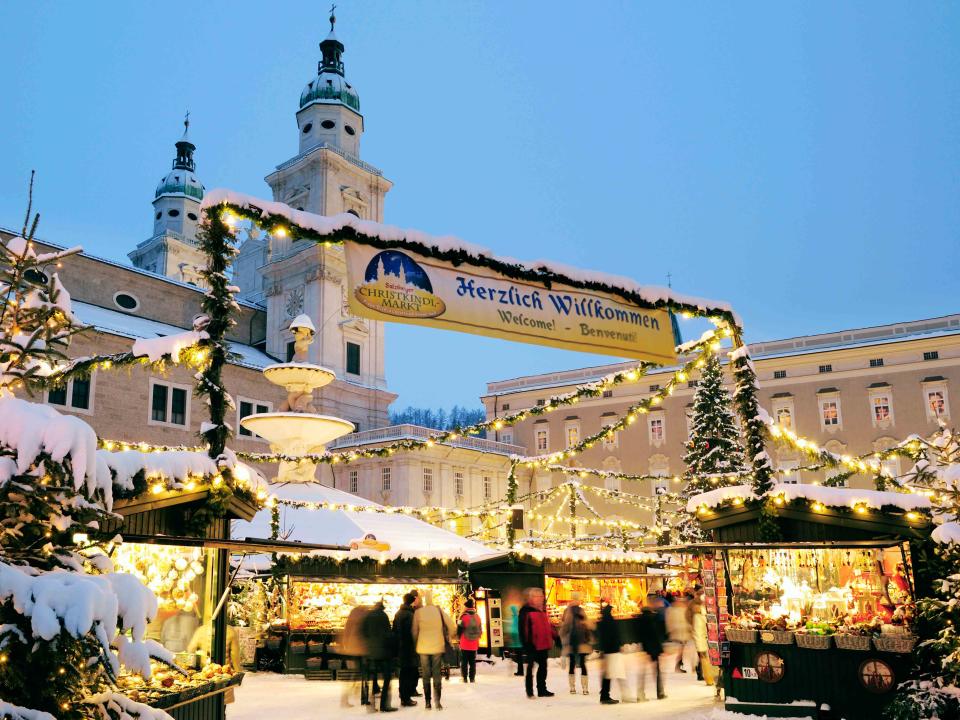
[226,652,802,720]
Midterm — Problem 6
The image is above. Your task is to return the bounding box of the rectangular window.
[501,429,514,445]
[565,424,579,447]
[687,380,699,389]
[773,370,787,380]
[536,399,546,406]
[71,378,91,409]
[149,380,189,427]
[454,470,465,497]
[821,400,840,427]
[151,383,168,422]
[649,416,665,446]
[872,395,892,425]
[535,428,549,452]
[501,403,510,411]
[381,467,391,491]
[602,390,613,398]
[649,384,660,392]
[602,429,619,450]
[775,405,793,430]
[346,342,361,375]
[924,351,940,361]
[422,467,434,494]
[869,358,884,368]
[483,476,492,501]
[47,385,68,406]
[349,470,359,494]
[779,461,800,485]
[926,388,950,420]
[238,399,272,437]
[819,364,832,374]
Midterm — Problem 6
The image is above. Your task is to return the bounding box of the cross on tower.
[329,3,336,29]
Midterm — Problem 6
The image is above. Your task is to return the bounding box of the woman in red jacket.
[458,598,483,682]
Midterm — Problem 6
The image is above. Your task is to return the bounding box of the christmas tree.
[0,181,176,720]
[678,350,745,542]
[885,427,960,720]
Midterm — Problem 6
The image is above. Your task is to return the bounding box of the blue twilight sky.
[1,2,958,409]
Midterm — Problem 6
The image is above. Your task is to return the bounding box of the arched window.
[346,209,360,218]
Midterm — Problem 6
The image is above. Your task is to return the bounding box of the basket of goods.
[306,656,324,669]
[265,635,283,651]
[834,623,873,651]
[795,622,834,650]
[725,613,759,643]
[289,640,306,654]
[307,640,325,654]
[873,632,918,654]
[759,618,795,645]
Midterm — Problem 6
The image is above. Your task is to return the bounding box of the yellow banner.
[344,243,677,363]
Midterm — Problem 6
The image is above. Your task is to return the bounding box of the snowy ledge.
[201,189,736,320]
[687,482,932,514]
[932,522,960,544]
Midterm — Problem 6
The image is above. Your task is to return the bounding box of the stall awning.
[646,539,908,553]
[116,533,351,554]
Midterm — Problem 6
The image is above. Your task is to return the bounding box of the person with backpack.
[457,598,482,683]
[559,592,593,695]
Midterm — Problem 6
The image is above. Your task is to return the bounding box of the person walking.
[559,593,593,695]
[666,594,692,674]
[412,589,456,710]
[635,595,667,701]
[596,602,627,705]
[363,599,398,712]
[341,604,371,708]
[393,592,419,707]
[689,598,715,686]
[519,588,555,699]
[457,598,482,683]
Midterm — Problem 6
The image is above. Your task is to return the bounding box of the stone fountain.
[240,314,354,483]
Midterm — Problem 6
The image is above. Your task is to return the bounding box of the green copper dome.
[299,14,360,112]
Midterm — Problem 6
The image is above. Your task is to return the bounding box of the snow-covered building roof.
[687,483,932,514]
[232,482,493,562]
[72,300,275,371]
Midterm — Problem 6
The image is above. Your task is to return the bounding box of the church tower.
[240,8,395,430]
[129,116,208,286]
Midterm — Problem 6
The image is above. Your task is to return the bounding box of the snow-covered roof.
[200,190,734,319]
[72,301,275,371]
[232,482,492,562]
[933,521,960,544]
[687,483,932,514]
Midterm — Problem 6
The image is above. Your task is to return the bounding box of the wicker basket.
[795,632,832,650]
[835,633,872,651]
[725,627,758,644]
[759,629,795,645]
[873,634,918,653]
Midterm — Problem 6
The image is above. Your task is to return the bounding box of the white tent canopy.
[232,481,492,563]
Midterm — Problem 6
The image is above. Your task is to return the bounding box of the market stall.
[106,485,261,720]
[685,483,932,718]
[231,481,492,676]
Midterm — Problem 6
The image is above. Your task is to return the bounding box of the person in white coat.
[690,598,715,686]
[412,589,456,709]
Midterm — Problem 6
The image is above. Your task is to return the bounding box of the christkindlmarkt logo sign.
[345,242,677,363]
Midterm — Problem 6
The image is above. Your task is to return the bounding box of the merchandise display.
[288,580,459,630]
[726,545,915,642]
[545,575,648,621]
[118,661,241,710]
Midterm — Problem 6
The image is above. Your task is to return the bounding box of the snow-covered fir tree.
[0,186,175,720]
[885,427,960,720]
[678,350,745,542]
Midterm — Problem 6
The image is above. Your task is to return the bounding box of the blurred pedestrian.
[457,598,482,683]
[393,592,419,707]
[363,599,398,712]
[520,587,555,699]
[341,604,371,708]
[413,589,456,710]
[666,594,692,673]
[635,595,667,701]
[596,601,628,705]
[559,592,593,695]
[690,598,715,686]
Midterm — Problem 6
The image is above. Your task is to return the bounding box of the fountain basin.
[240,412,355,451]
[263,363,336,392]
